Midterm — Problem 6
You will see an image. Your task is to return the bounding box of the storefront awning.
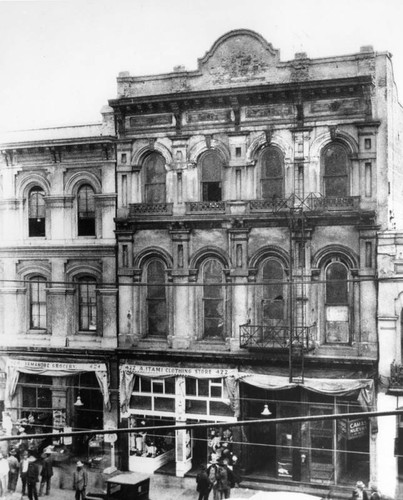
[5,359,111,409]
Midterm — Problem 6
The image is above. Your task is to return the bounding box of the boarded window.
[201,151,222,201]
[144,153,166,203]
[28,187,45,237]
[323,143,349,197]
[78,185,95,236]
[260,147,284,199]
[203,259,224,337]
[146,260,167,336]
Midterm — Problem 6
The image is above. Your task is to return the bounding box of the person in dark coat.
[217,458,234,499]
[196,464,212,500]
[351,481,369,500]
[39,448,53,495]
[27,451,40,500]
[20,450,29,496]
[73,461,88,500]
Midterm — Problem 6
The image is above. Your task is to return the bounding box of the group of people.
[0,446,53,500]
[196,453,242,500]
[352,481,381,500]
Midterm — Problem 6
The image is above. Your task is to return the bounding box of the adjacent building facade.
[2,28,403,498]
[0,110,118,464]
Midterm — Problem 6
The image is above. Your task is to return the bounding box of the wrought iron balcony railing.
[185,201,226,214]
[307,195,361,211]
[129,203,173,216]
[390,362,403,389]
[240,323,315,351]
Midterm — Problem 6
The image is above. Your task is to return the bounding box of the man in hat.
[39,447,53,496]
[7,448,19,493]
[26,450,39,500]
[73,461,88,500]
[0,451,9,498]
[351,481,369,500]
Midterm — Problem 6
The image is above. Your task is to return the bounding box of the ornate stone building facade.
[113,30,401,496]
[0,108,118,461]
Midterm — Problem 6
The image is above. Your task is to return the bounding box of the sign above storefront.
[8,359,106,372]
[120,364,238,378]
[338,417,368,440]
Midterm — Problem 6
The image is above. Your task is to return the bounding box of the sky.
[1,0,403,133]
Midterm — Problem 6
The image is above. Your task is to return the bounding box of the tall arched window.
[78,185,96,236]
[262,259,285,323]
[78,277,97,331]
[144,153,166,203]
[202,259,224,338]
[146,260,167,336]
[325,260,350,343]
[260,147,284,199]
[28,187,46,237]
[29,276,47,329]
[322,143,349,197]
[200,151,223,202]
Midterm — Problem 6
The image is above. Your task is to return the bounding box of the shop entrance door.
[277,405,301,481]
[309,405,334,485]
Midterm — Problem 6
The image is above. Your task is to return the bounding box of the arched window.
[77,185,95,236]
[77,277,97,331]
[200,151,223,202]
[144,153,166,203]
[29,276,47,329]
[28,187,45,237]
[262,259,285,323]
[146,260,167,336]
[322,143,349,197]
[260,147,284,199]
[202,259,224,338]
[325,260,350,343]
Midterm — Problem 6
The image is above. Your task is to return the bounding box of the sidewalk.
[4,473,259,500]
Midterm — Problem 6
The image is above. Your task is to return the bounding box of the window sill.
[77,235,97,239]
[28,329,49,335]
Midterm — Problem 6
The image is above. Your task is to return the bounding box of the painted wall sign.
[120,364,237,378]
[338,418,368,440]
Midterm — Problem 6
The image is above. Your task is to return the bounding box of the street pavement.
[3,474,259,500]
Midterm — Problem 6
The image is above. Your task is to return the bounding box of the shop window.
[260,146,284,199]
[143,152,166,203]
[77,184,96,236]
[128,416,175,458]
[77,276,97,331]
[200,150,223,201]
[146,260,167,337]
[325,260,350,343]
[130,377,175,414]
[322,143,349,197]
[20,375,53,435]
[29,276,47,329]
[185,378,229,418]
[28,187,46,237]
[202,259,225,339]
[261,259,285,323]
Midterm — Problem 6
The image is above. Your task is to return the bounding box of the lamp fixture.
[74,373,84,407]
[74,395,84,407]
[261,404,272,416]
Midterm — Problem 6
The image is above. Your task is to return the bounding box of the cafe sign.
[338,417,368,440]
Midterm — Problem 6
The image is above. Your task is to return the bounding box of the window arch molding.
[133,247,173,270]
[249,245,289,271]
[65,172,101,196]
[310,130,358,160]
[131,142,173,168]
[313,244,358,271]
[189,246,230,273]
[188,139,230,166]
[17,175,50,200]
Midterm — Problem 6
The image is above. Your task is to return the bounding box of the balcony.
[307,195,361,212]
[240,323,315,351]
[129,203,173,217]
[185,201,226,214]
[389,362,403,391]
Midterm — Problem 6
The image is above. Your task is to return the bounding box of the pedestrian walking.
[369,484,381,500]
[20,450,29,496]
[73,461,88,500]
[39,447,53,496]
[351,481,369,500]
[0,451,9,499]
[27,450,40,500]
[207,456,220,500]
[196,464,212,500]
[7,448,19,492]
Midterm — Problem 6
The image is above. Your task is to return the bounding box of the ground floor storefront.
[4,356,116,470]
[119,361,376,491]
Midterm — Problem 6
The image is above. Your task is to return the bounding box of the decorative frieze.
[128,114,173,129]
[308,97,367,116]
[245,104,294,120]
[185,109,232,124]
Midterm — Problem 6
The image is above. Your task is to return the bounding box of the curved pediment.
[198,29,280,83]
